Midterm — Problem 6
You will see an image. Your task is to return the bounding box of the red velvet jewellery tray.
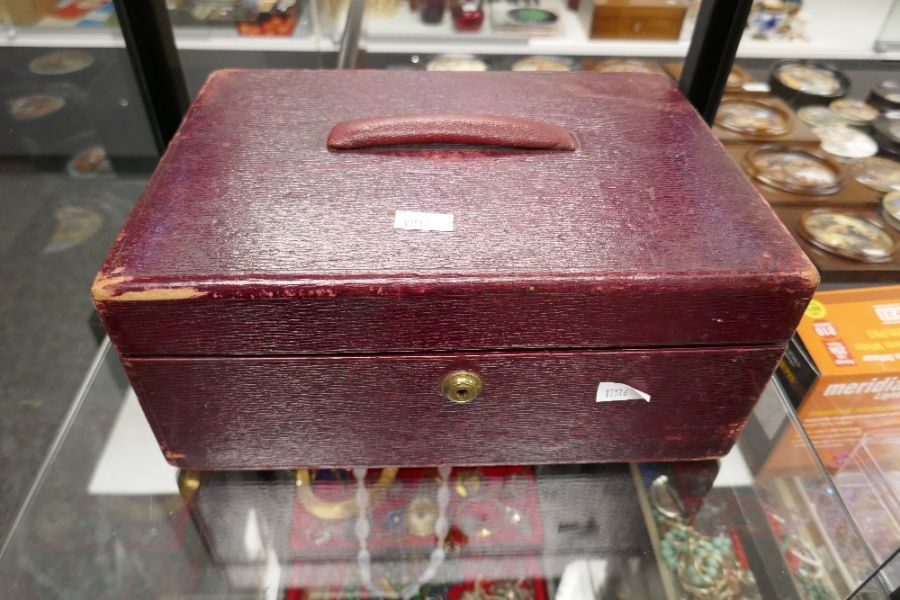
[92,70,817,470]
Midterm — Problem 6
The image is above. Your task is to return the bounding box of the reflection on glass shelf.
[0,44,158,169]
[3,0,117,29]
[835,433,900,591]
[0,344,896,598]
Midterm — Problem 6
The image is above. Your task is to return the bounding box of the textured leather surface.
[94,70,817,356]
[127,344,784,469]
[327,114,577,150]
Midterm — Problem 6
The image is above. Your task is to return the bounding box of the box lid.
[93,70,817,356]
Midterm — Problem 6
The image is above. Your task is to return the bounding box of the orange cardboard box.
[768,285,900,474]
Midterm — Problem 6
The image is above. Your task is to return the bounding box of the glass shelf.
[0,340,894,599]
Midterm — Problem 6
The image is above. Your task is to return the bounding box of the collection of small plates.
[751,62,900,264]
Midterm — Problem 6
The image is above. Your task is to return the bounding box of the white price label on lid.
[596,382,651,403]
[394,210,454,232]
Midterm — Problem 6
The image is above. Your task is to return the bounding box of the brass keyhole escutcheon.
[440,371,483,404]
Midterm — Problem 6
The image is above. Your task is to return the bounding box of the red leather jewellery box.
[92,70,817,470]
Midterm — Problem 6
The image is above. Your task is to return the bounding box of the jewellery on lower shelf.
[781,535,825,581]
[511,56,573,72]
[829,99,879,128]
[766,512,831,600]
[456,498,502,539]
[650,476,760,599]
[461,578,535,600]
[798,209,897,263]
[743,145,842,195]
[426,54,488,72]
[797,105,847,129]
[382,508,406,535]
[813,125,878,160]
[354,466,452,599]
[177,470,201,503]
[849,156,900,193]
[454,469,484,498]
[716,98,791,137]
[881,192,900,232]
[29,50,95,76]
[305,519,352,545]
[503,504,524,527]
[650,474,686,520]
[296,467,398,520]
[405,495,439,537]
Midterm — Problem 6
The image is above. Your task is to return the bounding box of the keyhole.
[440,371,482,404]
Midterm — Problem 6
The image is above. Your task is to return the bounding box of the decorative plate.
[591,59,659,74]
[797,105,847,129]
[776,64,841,95]
[799,209,897,262]
[743,145,842,195]
[426,54,488,72]
[829,99,879,127]
[813,125,878,159]
[881,191,900,232]
[511,56,573,72]
[716,98,791,136]
[849,157,900,193]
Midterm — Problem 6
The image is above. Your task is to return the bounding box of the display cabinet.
[2,3,900,597]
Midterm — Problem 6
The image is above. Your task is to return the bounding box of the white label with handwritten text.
[394,210,454,232]
[596,382,651,403]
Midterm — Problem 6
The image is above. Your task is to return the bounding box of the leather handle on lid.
[327,114,576,151]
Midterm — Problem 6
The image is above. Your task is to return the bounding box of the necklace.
[353,465,452,599]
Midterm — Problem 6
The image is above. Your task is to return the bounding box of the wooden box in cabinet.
[4,0,57,24]
[591,0,688,40]
[92,70,816,470]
